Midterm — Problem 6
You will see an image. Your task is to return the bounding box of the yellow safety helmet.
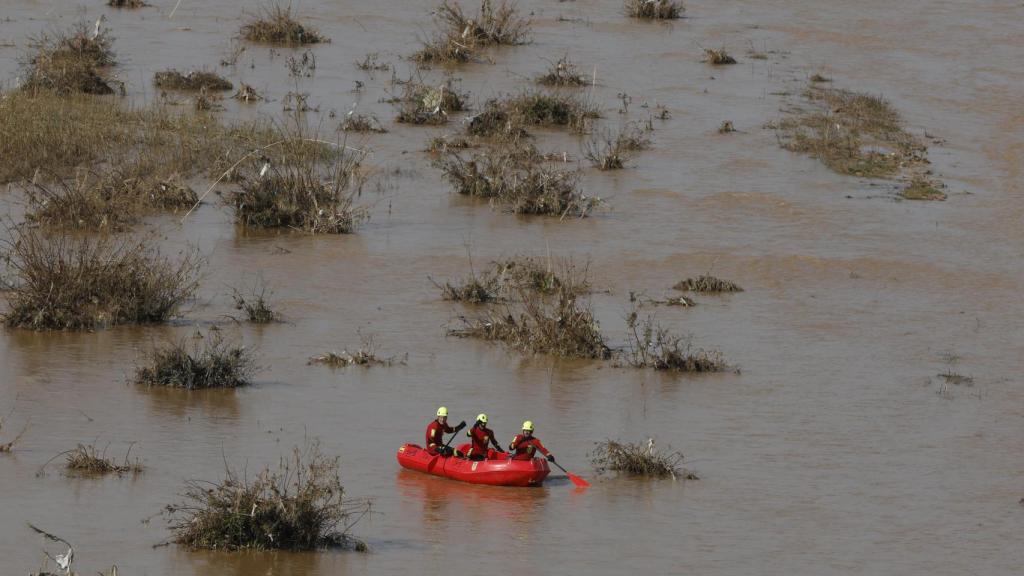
[476,413,488,424]
[437,406,448,417]
[522,420,534,432]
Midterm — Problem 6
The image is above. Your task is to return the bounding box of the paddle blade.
[566,471,590,488]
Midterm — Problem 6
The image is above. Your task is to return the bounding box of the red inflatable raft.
[396,443,550,487]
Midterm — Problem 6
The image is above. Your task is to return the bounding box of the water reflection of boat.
[396,468,549,529]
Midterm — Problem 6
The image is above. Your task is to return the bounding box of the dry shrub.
[436,256,588,303]
[537,56,589,87]
[355,53,390,72]
[718,120,736,133]
[590,439,695,479]
[21,23,116,95]
[465,100,529,139]
[108,0,147,6]
[437,142,599,217]
[341,113,387,133]
[166,441,368,551]
[625,0,684,19]
[25,167,196,230]
[394,77,469,125]
[226,142,368,234]
[704,48,737,65]
[413,0,530,63]
[624,313,727,372]
[2,228,201,331]
[154,69,233,91]
[673,275,742,293]
[64,443,143,475]
[435,270,501,303]
[241,4,325,45]
[426,134,472,153]
[776,85,928,178]
[134,333,256,389]
[232,280,278,323]
[233,83,263,102]
[901,176,946,201]
[448,265,609,359]
[584,124,651,170]
[309,334,401,368]
[505,91,599,133]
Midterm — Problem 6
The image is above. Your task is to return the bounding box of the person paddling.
[508,420,554,463]
[426,407,465,456]
[466,413,503,461]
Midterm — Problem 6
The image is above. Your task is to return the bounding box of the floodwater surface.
[1,1,1022,575]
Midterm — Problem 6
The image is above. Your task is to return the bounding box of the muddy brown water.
[1,1,1022,574]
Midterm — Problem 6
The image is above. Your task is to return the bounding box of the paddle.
[549,458,590,488]
[427,421,466,471]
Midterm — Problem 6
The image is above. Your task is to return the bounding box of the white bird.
[92,14,107,40]
[55,547,73,574]
[647,437,655,456]
[259,162,271,179]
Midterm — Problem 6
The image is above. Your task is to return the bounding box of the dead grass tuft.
[718,120,736,133]
[355,52,390,72]
[623,312,727,372]
[134,333,257,389]
[673,275,742,293]
[64,442,143,475]
[584,124,651,170]
[704,48,737,65]
[108,0,148,6]
[537,56,589,87]
[2,228,201,331]
[21,23,116,95]
[233,83,264,102]
[341,113,387,133]
[624,0,684,19]
[309,334,402,368]
[591,439,695,479]
[900,176,946,201]
[232,280,279,324]
[505,90,599,133]
[165,441,368,551]
[0,416,29,453]
[154,69,233,91]
[394,77,470,125]
[241,4,326,45]
[413,0,530,64]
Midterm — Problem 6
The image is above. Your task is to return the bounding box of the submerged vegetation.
[537,56,589,87]
[241,4,326,45]
[623,312,727,372]
[21,23,116,95]
[232,280,279,324]
[0,416,28,453]
[394,77,469,125]
[703,48,737,65]
[413,0,530,64]
[624,0,684,20]
[134,334,257,389]
[584,124,652,170]
[309,334,402,368]
[154,69,233,91]
[673,275,743,293]
[776,84,930,180]
[901,176,946,201]
[1,228,201,331]
[591,439,696,479]
[165,441,368,551]
[436,256,591,303]
[64,443,143,476]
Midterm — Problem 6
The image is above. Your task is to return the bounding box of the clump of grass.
[341,113,387,133]
[165,441,368,551]
[0,416,29,453]
[584,124,651,170]
[673,275,743,293]
[438,142,599,217]
[232,280,278,323]
[718,120,736,133]
[240,4,325,45]
[426,134,472,153]
[704,48,737,65]
[309,334,401,368]
[64,442,143,475]
[901,176,946,200]
[21,23,116,95]
[590,439,695,479]
[413,0,530,63]
[465,100,529,139]
[25,167,197,230]
[436,256,589,303]
[233,83,263,102]
[154,69,233,91]
[394,77,470,125]
[448,266,610,359]
[504,91,599,133]
[108,0,147,6]
[434,270,501,303]
[810,73,832,83]
[226,143,369,234]
[537,56,589,87]
[134,333,257,389]
[623,312,727,372]
[355,52,390,72]
[2,228,201,331]
[625,0,684,19]
[776,84,929,179]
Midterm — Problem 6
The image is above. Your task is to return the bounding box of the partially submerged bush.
[341,113,387,133]
[166,441,368,551]
[109,0,148,6]
[901,176,946,201]
[435,269,501,303]
[426,134,472,153]
[703,48,737,65]
[505,91,599,133]
[413,0,530,64]
[673,275,742,293]
[64,443,143,475]
[154,69,233,91]
[241,4,325,45]
[584,124,651,170]
[438,143,599,217]
[537,56,589,87]
[394,77,469,125]
[226,143,368,234]
[21,23,116,94]
[232,280,278,323]
[134,334,256,389]
[623,313,727,372]
[309,334,401,368]
[625,0,684,19]
[591,439,695,479]
[2,229,201,330]
[776,85,928,178]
